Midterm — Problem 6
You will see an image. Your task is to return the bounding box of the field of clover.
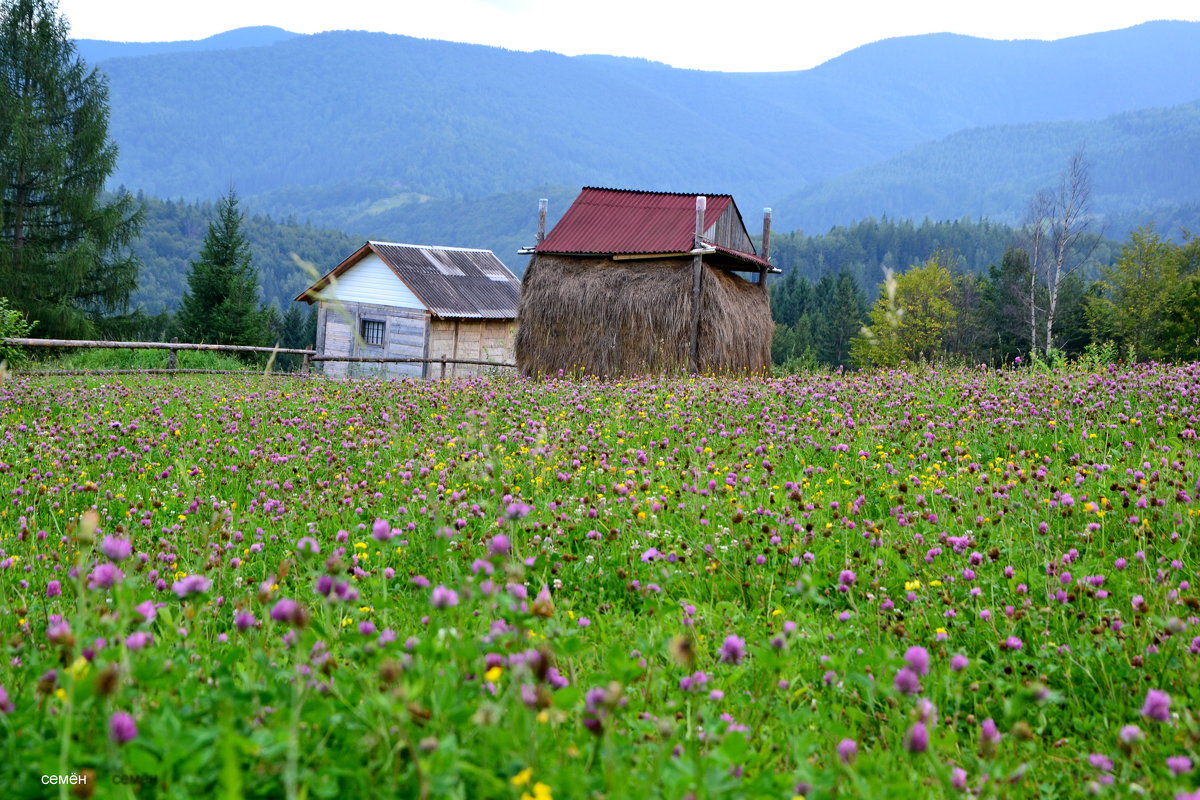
[1,366,1199,800]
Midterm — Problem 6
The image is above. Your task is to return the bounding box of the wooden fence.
[1,337,517,379]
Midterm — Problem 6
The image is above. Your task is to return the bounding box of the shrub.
[0,297,35,367]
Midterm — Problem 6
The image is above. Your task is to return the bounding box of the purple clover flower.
[1141,689,1171,722]
[489,534,510,557]
[904,646,930,676]
[88,562,124,590]
[101,535,133,562]
[718,635,746,665]
[109,712,137,744]
[172,574,211,598]
[893,667,921,695]
[47,620,72,644]
[837,738,858,764]
[505,501,533,521]
[430,585,459,609]
[905,722,928,753]
[371,518,392,541]
[124,632,153,650]
[269,598,306,627]
[979,718,1002,754]
[1119,724,1143,744]
[1167,756,1193,776]
[133,601,156,623]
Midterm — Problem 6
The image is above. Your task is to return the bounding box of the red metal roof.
[537,187,744,257]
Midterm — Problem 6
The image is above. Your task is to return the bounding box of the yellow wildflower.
[521,782,553,800]
[65,657,90,681]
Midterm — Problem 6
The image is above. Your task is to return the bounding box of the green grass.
[0,367,1198,799]
[39,347,259,371]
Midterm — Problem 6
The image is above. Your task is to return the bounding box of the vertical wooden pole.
[301,353,311,375]
[537,198,548,243]
[688,195,706,375]
[478,322,486,377]
[421,316,432,380]
[759,207,772,285]
[168,338,178,372]
[451,320,460,379]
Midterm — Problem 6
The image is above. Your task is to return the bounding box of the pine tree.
[817,272,866,368]
[176,190,270,347]
[0,0,142,338]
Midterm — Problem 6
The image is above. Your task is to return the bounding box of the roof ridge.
[581,186,734,199]
[368,240,496,253]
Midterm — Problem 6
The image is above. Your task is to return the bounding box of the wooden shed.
[296,241,521,378]
[516,187,777,377]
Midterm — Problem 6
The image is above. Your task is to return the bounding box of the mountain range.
[75,21,1200,295]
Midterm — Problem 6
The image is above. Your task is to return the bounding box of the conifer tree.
[176,190,270,347]
[0,0,142,337]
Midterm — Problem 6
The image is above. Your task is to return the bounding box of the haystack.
[514,187,776,378]
[516,255,771,377]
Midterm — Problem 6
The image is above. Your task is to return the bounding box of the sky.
[57,0,1200,72]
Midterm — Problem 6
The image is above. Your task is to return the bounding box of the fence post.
[168,338,179,372]
[440,357,447,380]
[301,354,311,375]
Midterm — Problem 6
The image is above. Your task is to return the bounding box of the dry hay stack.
[516,255,773,378]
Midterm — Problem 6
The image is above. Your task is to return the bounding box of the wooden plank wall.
[427,319,516,378]
[316,300,428,379]
[321,314,353,378]
[706,205,756,254]
[315,303,515,380]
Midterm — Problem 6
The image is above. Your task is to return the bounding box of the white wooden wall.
[318,253,423,310]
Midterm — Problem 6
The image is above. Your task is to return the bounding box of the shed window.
[360,319,385,346]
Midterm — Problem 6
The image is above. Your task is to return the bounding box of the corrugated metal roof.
[537,187,733,255]
[297,242,521,319]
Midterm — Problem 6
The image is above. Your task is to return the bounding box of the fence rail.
[2,337,517,378]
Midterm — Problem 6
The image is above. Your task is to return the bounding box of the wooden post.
[688,195,706,375]
[759,207,772,285]
[168,338,178,371]
[451,320,460,379]
[300,353,311,375]
[440,356,447,380]
[537,198,548,243]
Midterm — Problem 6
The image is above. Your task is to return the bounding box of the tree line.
[772,228,1200,370]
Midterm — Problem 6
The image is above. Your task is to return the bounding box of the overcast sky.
[57,0,1200,72]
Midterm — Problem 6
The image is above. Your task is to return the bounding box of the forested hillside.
[775,101,1200,234]
[129,194,357,313]
[86,22,1200,236]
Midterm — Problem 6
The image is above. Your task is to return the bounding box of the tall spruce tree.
[0,0,141,338]
[176,190,270,348]
[817,272,866,368]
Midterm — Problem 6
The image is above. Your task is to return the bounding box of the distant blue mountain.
[79,20,1200,255]
[775,100,1200,237]
[75,26,300,64]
